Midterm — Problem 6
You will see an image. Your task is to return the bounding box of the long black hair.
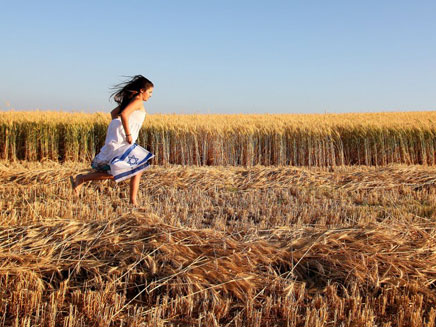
[109,75,154,113]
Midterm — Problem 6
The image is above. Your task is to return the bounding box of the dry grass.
[1,111,436,166]
[2,215,436,326]
[1,161,436,326]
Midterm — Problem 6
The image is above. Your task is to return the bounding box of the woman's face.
[141,87,153,101]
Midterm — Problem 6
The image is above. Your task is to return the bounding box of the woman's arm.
[110,106,121,119]
[120,97,142,144]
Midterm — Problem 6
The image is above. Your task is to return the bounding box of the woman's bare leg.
[129,171,144,206]
[71,171,113,196]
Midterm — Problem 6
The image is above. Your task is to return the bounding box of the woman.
[70,75,154,206]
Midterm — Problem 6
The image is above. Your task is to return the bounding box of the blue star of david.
[127,155,139,166]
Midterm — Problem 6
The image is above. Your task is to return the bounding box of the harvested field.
[1,161,436,326]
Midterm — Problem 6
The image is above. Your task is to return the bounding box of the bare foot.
[70,174,84,197]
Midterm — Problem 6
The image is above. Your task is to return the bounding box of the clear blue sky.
[1,0,435,114]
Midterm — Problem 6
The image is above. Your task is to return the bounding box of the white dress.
[91,109,147,171]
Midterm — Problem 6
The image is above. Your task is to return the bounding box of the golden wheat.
[1,111,436,166]
[2,215,436,326]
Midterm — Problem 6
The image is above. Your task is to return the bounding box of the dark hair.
[109,75,154,113]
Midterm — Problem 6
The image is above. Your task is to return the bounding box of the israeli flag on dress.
[110,143,154,182]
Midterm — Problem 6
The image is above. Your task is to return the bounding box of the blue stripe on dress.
[113,161,152,182]
[137,152,154,165]
[111,143,137,164]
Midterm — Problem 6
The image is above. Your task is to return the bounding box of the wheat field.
[2,158,436,326]
[1,111,436,166]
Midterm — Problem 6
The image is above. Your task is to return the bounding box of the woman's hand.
[127,135,133,144]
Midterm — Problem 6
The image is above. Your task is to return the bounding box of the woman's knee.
[131,172,143,182]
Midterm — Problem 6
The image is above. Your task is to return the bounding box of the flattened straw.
[282,231,327,280]
[111,244,164,286]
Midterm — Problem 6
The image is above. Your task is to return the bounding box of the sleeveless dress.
[91,109,150,173]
